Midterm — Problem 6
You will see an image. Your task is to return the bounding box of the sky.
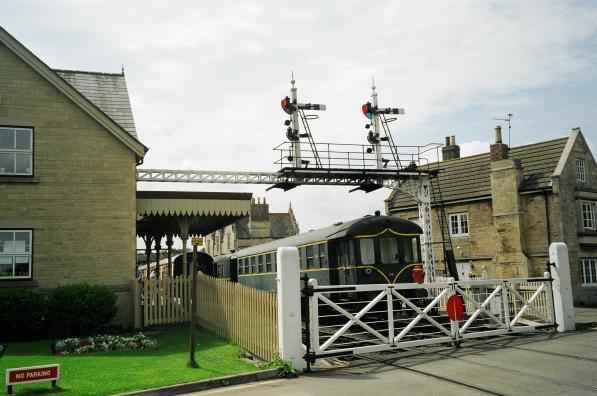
[2,0,597,241]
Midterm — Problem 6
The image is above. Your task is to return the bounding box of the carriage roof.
[229,215,422,259]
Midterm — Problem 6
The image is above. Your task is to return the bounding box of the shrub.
[46,283,117,338]
[0,288,45,341]
[258,353,298,378]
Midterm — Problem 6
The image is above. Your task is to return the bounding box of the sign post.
[189,236,203,368]
[6,364,60,394]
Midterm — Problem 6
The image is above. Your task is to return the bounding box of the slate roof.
[269,213,299,238]
[54,69,138,138]
[388,137,569,210]
[233,212,298,239]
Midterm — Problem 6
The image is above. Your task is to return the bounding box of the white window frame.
[0,230,32,279]
[449,212,470,237]
[576,158,586,182]
[0,127,33,176]
[582,201,596,230]
[580,258,597,286]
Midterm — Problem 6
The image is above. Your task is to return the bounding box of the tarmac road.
[185,329,597,396]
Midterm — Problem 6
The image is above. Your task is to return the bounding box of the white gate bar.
[308,279,320,355]
[509,283,545,327]
[386,289,395,344]
[395,336,453,349]
[457,285,506,334]
[393,288,450,343]
[318,291,389,352]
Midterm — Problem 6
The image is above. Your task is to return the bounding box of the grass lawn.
[0,327,260,395]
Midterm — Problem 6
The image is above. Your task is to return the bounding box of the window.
[380,238,400,264]
[582,202,596,230]
[580,259,597,286]
[0,127,33,175]
[265,254,272,272]
[306,245,319,269]
[0,230,32,279]
[257,255,264,273]
[576,159,586,182]
[359,238,375,265]
[449,213,469,237]
[250,256,256,274]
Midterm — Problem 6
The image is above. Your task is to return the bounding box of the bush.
[0,288,45,341]
[46,283,117,338]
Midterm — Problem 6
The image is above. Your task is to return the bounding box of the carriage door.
[230,258,238,283]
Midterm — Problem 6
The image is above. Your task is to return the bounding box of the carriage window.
[400,237,414,263]
[306,245,319,269]
[412,238,420,262]
[360,238,375,265]
[299,247,307,269]
[319,244,328,268]
[380,238,400,264]
[272,253,277,272]
[257,255,264,273]
[265,254,272,272]
[238,259,244,275]
[250,256,256,274]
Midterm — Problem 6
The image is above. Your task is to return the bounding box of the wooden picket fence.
[133,274,279,361]
[197,274,278,361]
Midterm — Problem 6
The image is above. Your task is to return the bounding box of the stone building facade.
[386,127,597,306]
[205,198,299,256]
[0,27,146,326]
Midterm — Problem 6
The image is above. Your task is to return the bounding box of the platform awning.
[137,191,252,217]
[136,191,252,238]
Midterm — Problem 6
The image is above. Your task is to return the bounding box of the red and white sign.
[446,294,465,321]
[6,364,60,385]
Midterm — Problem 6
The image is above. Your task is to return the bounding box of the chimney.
[441,134,460,161]
[490,126,509,161]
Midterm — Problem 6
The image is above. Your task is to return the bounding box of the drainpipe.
[543,190,552,245]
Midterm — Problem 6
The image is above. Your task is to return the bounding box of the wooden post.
[190,241,199,368]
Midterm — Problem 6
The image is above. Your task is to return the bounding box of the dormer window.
[576,159,586,182]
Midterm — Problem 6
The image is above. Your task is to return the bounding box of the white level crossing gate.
[303,277,555,360]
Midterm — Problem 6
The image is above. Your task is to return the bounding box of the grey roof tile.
[54,69,138,138]
[269,213,299,238]
[390,137,568,209]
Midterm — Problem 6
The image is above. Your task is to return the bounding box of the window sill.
[0,280,37,287]
[0,176,39,183]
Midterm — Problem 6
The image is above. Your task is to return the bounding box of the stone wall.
[0,42,138,326]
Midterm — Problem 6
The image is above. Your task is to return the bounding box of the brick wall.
[0,42,138,326]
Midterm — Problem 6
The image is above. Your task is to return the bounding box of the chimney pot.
[450,135,456,145]
[445,136,450,146]
[495,126,502,144]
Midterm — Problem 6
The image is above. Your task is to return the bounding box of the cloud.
[2,0,597,235]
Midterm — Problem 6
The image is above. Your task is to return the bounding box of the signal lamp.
[362,102,373,119]
[284,120,291,126]
[366,148,373,154]
[287,156,294,162]
[281,96,295,115]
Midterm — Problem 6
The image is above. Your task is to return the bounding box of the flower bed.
[52,333,157,355]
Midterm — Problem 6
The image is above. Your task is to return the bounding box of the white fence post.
[549,242,576,332]
[276,247,306,371]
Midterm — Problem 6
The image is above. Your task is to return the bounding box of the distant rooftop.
[388,136,569,210]
[54,69,138,138]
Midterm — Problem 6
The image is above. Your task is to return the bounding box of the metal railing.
[304,277,554,359]
[274,141,442,171]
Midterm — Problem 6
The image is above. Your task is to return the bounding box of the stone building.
[205,198,300,256]
[0,27,147,325]
[386,127,597,306]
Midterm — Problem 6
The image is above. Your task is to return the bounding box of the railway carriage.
[214,213,424,291]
